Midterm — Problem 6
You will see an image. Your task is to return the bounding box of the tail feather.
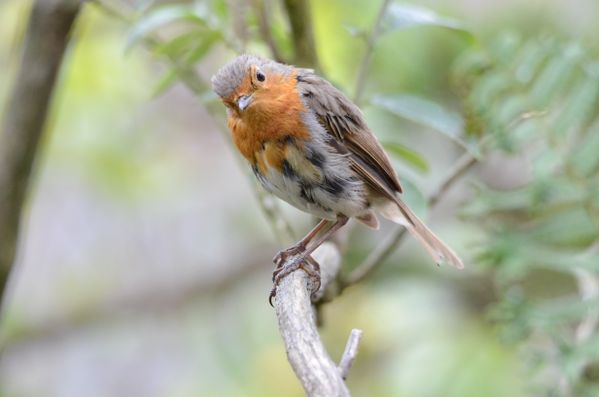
[378,198,464,269]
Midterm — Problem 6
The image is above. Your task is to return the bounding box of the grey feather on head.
[211,54,292,98]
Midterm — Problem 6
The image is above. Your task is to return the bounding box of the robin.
[211,54,463,302]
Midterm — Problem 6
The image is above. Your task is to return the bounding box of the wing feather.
[296,71,403,196]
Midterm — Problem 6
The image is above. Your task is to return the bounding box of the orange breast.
[227,71,311,174]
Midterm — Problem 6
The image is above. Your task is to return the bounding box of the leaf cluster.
[455,33,599,395]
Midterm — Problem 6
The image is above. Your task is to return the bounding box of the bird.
[211,54,463,302]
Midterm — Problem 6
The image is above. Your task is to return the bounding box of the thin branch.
[273,243,351,397]
[428,148,479,207]
[226,0,250,53]
[338,329,363,381]
[282,0,319,68]
[255,187,296,243]
[343,148,478,287]
[253,0,286,62]
[0,0,81,307]
[353,0,391,104]
[1,252,269,350]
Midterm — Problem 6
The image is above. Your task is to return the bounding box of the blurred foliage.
[100,0,599,395]
[3,0,599,396]
[454,33,599,395]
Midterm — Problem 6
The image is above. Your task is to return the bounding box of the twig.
[226,0,249,53]
[343,148,478,287]
[253,0,286,62]
[338,329,363,380]
[282,0,319,68]
[0,0,81,307]
[273,243,352,397]
[428,147,479,207]
[353,0,391,104]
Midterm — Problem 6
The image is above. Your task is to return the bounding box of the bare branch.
[253,0,286,62]
[338,329,363,381]
[226,0,250,52]
[0,0,81,306]
[2,253,269,350]
[282,0,319,68]
[353,0,391,104]
[273,243,351,397]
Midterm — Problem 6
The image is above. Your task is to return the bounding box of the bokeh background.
[1,0,599,396]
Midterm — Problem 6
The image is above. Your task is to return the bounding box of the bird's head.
[211,54,298,121]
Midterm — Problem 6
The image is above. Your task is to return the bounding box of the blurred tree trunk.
[0,0,81,307]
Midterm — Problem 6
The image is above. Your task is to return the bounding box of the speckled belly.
[251,137,369,219]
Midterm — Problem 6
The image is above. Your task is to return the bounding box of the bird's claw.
[272,244,306,268]
[269,255,321,307]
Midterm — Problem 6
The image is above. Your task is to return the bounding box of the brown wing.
[296,70,403,198]
[296,70,464,269]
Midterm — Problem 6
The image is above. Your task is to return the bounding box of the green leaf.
[554,69,599,135]
[371,94,474,152]
[381,3,471,37]
[571,118,599,177]
[127,4,213,50]
[382,142,429,173]
[153,31,204,58]
[184,30,221,64]
[529,43,584,108]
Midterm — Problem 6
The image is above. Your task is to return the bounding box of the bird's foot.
[272,243,306,269]
[269,255,321,307]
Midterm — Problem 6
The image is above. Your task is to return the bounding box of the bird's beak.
[237,94,253,111]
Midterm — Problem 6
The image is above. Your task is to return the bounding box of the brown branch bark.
[0,0,81,307]
[282,0,319,68]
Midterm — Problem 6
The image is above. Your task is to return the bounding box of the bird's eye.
[256,71,265,82]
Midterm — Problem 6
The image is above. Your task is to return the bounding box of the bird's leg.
[269,216,348,305]
[273,218,331,267]
[298,215,348,258]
